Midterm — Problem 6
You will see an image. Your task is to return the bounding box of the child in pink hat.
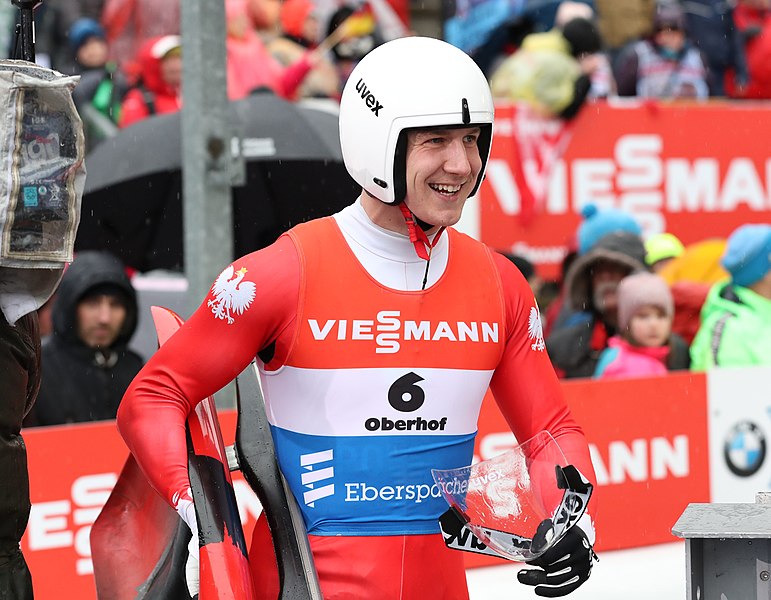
[594,272,685,379]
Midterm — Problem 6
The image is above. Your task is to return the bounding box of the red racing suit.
[117,209,597,600]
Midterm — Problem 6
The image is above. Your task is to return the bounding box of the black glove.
[517,520,596,597]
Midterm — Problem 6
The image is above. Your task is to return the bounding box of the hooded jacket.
[546,232,647,378]
[118,35,182,129]
[28,252,143,426]
[690,281,771,370]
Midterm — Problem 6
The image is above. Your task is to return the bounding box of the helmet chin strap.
[398,203,446,261]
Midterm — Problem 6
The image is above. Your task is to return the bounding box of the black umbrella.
[76,92,360,272]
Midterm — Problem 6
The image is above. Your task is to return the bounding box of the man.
[548,231,691,378]
[27,251,143,426]
[546,231,649,378]
[691,224,771,369]
[117,37,597,599]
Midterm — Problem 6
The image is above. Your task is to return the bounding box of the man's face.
[590,261,629,318]
[403,127,483,229]
[76,294,127,349]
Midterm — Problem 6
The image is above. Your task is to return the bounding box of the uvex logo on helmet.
[355,78,384,116]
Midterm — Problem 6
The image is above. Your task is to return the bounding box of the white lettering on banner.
[666,159,719,211]
[651,436,689,479]
[547,161,568,213]
[25,472,262,579]
[589,435,690,485]
[474,432,689,486]
[487,159,520,215]
[721,158,767,210]
[27,473,117,575]
[308,311,499,354]
[28,500,72,550]
[572,159,616,208]
[616,135,662,189]
[489,133,771,228]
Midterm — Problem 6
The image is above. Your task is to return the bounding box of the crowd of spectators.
[510,206,771,382]
[481,0,771,113]
[0,0,766,153]
[0,0,390,151]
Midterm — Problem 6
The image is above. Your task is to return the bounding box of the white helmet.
[339,36,495,205]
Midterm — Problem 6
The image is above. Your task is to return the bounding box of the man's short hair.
[79,283,130,308]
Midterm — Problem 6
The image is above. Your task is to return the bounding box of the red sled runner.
[90,306,322,599]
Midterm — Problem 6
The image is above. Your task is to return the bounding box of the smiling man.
[117,36,598,599]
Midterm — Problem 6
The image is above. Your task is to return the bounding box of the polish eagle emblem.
[528,306,545,351]
[208,266,256,324]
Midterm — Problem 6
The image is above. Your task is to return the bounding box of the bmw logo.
[724,421,766,477]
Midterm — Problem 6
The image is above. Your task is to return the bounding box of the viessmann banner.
[477,101,771,279]
[21,367,771,595]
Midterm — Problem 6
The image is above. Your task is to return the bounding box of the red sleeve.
[116,235,300,507]
[118,88,151,128]
[488,252,598,522]
[277,53,314,100]
[101,0,135,42]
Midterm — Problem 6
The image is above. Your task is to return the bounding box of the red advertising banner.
[479,101,771,279]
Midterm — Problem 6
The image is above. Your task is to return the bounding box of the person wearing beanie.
[69,18,108,71]
[546,230,656,378]
[691,224,771,370]
[645,232,685,272]
[23,251,144,426]
[279,0,317,45]
[68,18,131,152]
[594,272,689,379]
[577,204,642,255]
[655,237,727,346]
[118,35,184,128]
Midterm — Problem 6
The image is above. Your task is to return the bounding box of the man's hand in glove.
[174,488,200,599]
[517,520,596,597]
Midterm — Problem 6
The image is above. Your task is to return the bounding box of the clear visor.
[431,430,592,562]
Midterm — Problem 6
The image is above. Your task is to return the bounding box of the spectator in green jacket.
[690,224,771,370]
